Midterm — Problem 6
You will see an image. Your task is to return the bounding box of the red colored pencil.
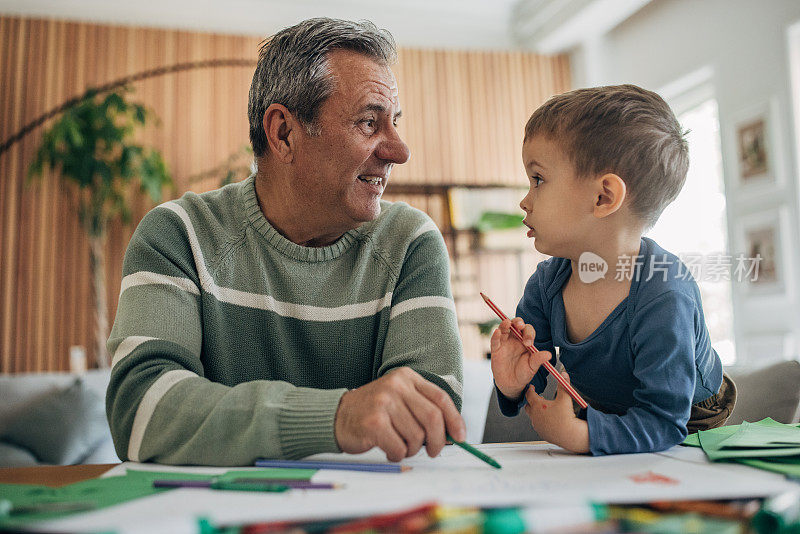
[329,502,437,533]
[480,292,588,409]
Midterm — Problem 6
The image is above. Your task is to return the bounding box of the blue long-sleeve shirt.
[497,237,723,455]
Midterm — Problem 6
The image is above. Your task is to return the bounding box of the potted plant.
[28,88,172,368]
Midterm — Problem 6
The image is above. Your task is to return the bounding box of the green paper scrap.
[0,467,316,528]
[683,426,739,448]
[715,421,800,449]
[699,431,800,461]
[683,418,800,448]
[619,512,741,534]
[682,418,800,478]
[736,456,800,478]
[125,467,316,482]
[682,432,701,447]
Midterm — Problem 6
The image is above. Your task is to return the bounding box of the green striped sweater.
[106,176,463,466]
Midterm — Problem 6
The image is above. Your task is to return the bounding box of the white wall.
[570,0,800,367]
[0,0,518,50]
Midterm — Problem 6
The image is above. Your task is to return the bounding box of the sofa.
[1,359,798,467]
[480,359,800,443]
[0,362,496,467]
[0,369,119,467]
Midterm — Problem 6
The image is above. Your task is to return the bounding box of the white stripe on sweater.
[127,369,197,462]
[440,374,463,397]
[157,202,398,322]
[111,336,157,368]
[214,291,395,321]
[410,220,439,242]
[389,296,456,320]
[120,271,200,297]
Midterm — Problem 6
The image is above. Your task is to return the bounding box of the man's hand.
[490,317,552,402]
[524,371,590,454]
[334,367,466,462]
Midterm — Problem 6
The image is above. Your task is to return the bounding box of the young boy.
[491,84,736,455]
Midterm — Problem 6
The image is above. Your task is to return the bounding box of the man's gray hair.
[248,18,397,157]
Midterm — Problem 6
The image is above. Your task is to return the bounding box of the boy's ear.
[593,173,627,218]
[262,103,301,164]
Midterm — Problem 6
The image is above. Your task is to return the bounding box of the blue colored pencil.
[255,459,411,473]
[153,479,338,490]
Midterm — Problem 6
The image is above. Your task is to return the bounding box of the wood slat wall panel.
[0,15,568,372]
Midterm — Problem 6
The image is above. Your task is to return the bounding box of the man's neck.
[254,168,347,248]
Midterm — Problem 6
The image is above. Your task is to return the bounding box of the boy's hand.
[524,371,590,454]
[490,317,552,402]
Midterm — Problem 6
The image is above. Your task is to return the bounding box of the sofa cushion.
[0,369,111,427]
[0,442,39,467]
[727,360,800,425]
[482,373,557,443]
[0,378,109,465]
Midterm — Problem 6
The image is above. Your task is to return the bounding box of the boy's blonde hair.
[524,84,689,228]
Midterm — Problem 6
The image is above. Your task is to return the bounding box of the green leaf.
[27,87,173,232]
[477,319,501,337]
[133,105,147,124]
[65,119,84,148]
[105,92,125,113]
[475,212,525,232]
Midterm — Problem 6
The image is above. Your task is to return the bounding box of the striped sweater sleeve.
[105,205,346,466]
[379,220,464,410]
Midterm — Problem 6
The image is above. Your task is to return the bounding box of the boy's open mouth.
[523,220,535,237]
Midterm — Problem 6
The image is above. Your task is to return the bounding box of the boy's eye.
[531,175,543,188]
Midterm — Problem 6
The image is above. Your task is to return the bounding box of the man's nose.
[376,128,410,165]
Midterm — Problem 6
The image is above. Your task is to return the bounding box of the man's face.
[292,49,410,233]
[520,135,597,258]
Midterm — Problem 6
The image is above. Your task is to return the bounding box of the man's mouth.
[358,176,384,186]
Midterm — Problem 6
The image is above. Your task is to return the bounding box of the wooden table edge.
[0,463,119,487]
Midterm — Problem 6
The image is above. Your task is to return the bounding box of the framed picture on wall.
[731,99,784,193]
[737,118,768,180]
[733,207,791,297]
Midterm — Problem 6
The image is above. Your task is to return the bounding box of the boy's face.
[520,135,598,258]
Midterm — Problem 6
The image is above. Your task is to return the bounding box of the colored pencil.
[255,459,411,473]
[446,433,502,469]
[241,503,438,534]
[230,478,342,489]
[649,499,760,521]
[153,478,338,490]
[4,500,97,516]
[152,479,288,492]
[328,503,437,533]
[480,292,588,409]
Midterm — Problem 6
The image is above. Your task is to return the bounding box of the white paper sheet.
[35,443,798,533]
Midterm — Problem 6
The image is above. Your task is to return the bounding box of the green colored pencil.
[446,433,502,469]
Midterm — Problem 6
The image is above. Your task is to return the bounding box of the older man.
[106,18,465,466]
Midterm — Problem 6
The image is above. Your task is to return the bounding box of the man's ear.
[593,173,627,218]
[262,104,299,163]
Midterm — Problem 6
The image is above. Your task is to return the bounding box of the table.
[1,446,796,534]
[0,463,117,487]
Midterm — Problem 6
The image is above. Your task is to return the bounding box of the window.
[646,98,736,364]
